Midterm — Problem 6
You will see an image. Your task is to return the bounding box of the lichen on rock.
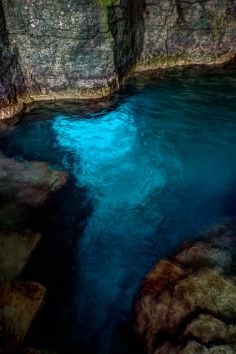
[0,0,235,120]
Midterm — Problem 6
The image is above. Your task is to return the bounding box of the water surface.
[1,68,236,354]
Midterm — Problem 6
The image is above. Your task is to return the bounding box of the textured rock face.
[0,281,46,353]
[2,0,117,97]
[135,220,236,354]
[0,0,235,119]
[0,155,67,205]
[0,1,25,119]
[1,0,145,100]
[138,0,236,70]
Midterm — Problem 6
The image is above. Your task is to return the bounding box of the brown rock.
[184,314,236,344]
[135,261,185,353]
[169,269,236,331]
[174,242,231,271]
[182,341,209,354]
[134,220,236,354]
[0,231,41,280]
[140,260,185,296]
[0,281,46,353]
[209,345,236,354]
[0,156,67,206]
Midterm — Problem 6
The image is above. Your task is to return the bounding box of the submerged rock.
[0,231,41,280]
[0,281,46,353]
[0,155,67,206]
[134,219,236,354]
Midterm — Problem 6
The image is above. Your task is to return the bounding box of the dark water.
[1,68,236,354]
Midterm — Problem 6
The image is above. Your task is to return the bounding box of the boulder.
[134,220,236,354]
[184,314,236,344]
[0,155,67,206]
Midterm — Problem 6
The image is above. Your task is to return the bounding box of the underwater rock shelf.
[135,220,236,354]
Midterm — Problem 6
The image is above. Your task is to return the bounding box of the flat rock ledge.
[134,219,236,354]
[0,155,67,206]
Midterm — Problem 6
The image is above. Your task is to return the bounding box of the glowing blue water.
[1,69,236,354]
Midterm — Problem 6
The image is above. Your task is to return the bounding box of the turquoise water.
[1,68,236,354]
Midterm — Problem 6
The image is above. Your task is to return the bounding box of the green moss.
[140,52,190,67]
[135,50,231,73]
[94,0,117,38]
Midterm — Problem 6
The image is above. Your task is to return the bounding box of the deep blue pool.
[1,68,236,354]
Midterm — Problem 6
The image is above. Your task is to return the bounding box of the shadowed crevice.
[108,0,146,84]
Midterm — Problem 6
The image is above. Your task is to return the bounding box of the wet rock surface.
[0,281,46,354]
[135,220,236,354]
[0,155,67,206]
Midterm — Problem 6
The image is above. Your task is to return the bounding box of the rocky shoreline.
[135,219,236,354]
[0,117,67,354]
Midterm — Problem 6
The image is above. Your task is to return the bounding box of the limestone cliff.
[0,1,25,119]
[0,0,235,119]
[138,0,236,70]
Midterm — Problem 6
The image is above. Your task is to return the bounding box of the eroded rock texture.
[0,1,25,119]
[0,0,235,119]
[135,220,236,354]
[0,281,46,353]
[1,0,145,100]
[0,155,67,205]
[138,0,236,70]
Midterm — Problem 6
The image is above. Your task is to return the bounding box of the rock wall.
[2,0,117,99]
[1,0,145,102]
[0,0,235,119]
[0,1,25,119]
[138,0,236,70]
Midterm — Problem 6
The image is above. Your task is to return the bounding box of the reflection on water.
[1,68,236,354]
